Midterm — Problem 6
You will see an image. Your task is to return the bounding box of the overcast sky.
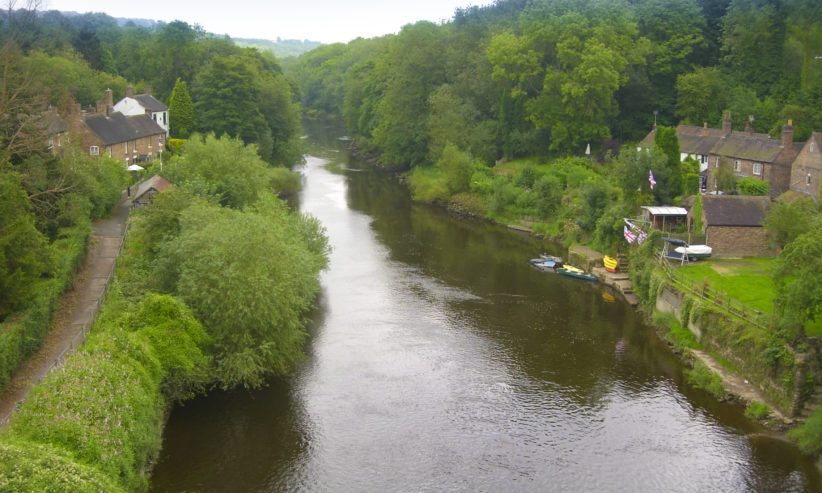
[45,0,486,44]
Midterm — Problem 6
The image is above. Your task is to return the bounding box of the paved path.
[0,194,130,428]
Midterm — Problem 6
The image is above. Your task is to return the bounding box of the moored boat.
[530,258,560,272]
[557,264,598,282]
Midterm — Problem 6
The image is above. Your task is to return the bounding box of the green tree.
[675,66,726,125]
[653,125,683,199]
[773,227,822,337]
[0,170,50,318]
[193,55,272,161]
[161,200,328,389]
[763,197,818,248]
[168,78,194,139]
[165,133,268,209]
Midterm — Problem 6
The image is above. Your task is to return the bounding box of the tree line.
[0,6,302,165]
[288,0,822,168]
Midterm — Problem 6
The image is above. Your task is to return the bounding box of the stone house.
[789,132,822,201]
[113,86,169,137]
[133,174,173,208]
[692,195,774,257]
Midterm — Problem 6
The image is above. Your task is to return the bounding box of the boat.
[603,255,618,273]
[530,258,560,272]
[557,264,598,282]
[674,244,712,260]
[540,254,564,264]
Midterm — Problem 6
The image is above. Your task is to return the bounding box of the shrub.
[0,440,120,492]
[744,401,770,420]
[686,360,726,398]
[736,177,769,196]
[269,166,302,197]
[788,409,822,455]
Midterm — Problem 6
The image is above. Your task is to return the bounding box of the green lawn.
[675,258,822,337]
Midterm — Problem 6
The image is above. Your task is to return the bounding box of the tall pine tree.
[169,78,195,139]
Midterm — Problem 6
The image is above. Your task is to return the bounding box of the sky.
[45,0,487,44]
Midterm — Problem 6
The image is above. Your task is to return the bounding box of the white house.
[113,86,169,137]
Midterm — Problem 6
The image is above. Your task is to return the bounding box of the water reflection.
[150,121,819,492]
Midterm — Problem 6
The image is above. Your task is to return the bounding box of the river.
[150,121,820,492]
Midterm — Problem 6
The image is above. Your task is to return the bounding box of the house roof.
[83,112,165,145]
[676,125,725,156]
[134,174,173,200]
[641,206,688,216]
[132,94,168,112]
[711,131,787,163]
[702,195,771,227]
[42,110,68,134]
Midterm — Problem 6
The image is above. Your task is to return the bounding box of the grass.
[675,258,822,337]
[686,359,726,398]
[676,258,776,313]
[653,311,702,351]
[744,401,770,420]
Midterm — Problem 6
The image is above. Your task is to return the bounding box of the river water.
[150,122,820,492]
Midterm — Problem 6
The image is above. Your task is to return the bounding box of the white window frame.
[89,145,99,155]
[753,163,762,175]
[734,160,742,173]
[808,173,812,186]
[107,148,112,158]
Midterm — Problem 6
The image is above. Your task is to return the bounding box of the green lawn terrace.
[675,257,822,337]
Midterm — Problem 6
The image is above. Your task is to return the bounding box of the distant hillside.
[233,37,322,58]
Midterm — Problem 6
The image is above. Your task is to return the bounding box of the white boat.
[674,244,712,260]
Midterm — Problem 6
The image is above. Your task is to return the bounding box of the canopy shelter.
[661,237,690,265]
[641,206,688,233]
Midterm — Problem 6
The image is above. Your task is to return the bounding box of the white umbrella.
[127,164,144,171]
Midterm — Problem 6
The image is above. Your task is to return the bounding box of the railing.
[657,254,773,330]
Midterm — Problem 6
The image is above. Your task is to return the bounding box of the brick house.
[789,132,822,201]
[76,89,166,166]
[639,113,804,199]
[693,195,774,257]
[113,86,169,137]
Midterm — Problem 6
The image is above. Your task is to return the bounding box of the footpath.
[0,193,131,428]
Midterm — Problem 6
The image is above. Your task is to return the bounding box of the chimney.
[782,119,794,148]
[701,122,708,136]
[126,85,134,98]
[95,99,104,114]
[105,88,113,116]
[722,111,732,134]
[744,121,752,135]
[144,86,152,96]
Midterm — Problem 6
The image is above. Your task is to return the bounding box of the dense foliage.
[289,0,822,167]
[0,9,303,165]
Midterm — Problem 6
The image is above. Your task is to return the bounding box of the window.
[47,138,54,149]
[715,156,720,168]
[753,163,762,175]
[163,112,167,125]
[107,148,112,158]
[124,141,128,153]
[89,146,99,155]
[811,142,815,153]
[808,173,813,186]
[734,160,741,173]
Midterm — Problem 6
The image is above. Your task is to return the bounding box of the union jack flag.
[624,225,637,243]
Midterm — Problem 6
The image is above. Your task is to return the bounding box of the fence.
[656,254,774,330]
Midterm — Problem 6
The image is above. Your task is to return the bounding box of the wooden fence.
[656,254,774,330]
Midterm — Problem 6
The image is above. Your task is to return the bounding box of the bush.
[736,177,769,196]
[744,401,770,420]
[788,408,822,455]
[269,166,302,197]
[686,360,726,398]
[0,440,120,492]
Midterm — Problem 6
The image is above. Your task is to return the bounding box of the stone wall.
[706,225,775,257]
